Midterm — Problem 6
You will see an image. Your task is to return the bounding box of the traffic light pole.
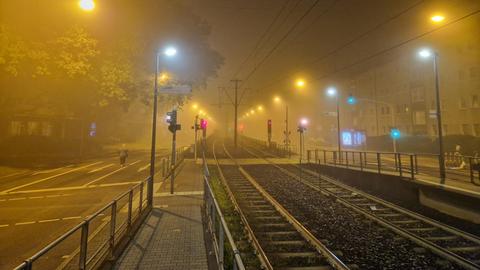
[232,79,240,148]
[194,115,198,161]
[170,121,177,194]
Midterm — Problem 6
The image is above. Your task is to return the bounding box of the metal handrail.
[14,177,152,270]
[202,151,245,270]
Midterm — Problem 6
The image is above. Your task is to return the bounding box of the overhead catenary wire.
[240,0,321,87]
[255,0,426,92]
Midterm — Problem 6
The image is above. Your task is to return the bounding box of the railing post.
[394,152,398,171]
[414,154,418,173]
[410,155,415,180]
[323,150,326,164]
[345,151,349,168]
[315,149,318,163]
[364,152,367,168]
[377,153,381,174]
[109,201,117,258]
[398,153,403,177]
[333,152,337,167]
[219,222,225,267]
[469,157,474,183]
[127,190,133,234]
[307,150,311,163]
[139,182,144,212]
[79,221,89,270]
[352,152,355,166]
[360,152,364,171]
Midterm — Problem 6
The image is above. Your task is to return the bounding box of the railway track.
[211,141,350,270]
[243,145,480,270]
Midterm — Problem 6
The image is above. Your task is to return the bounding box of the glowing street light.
[274,96,281,103]
[192,103,198,110]
[326,87,337,97]
[418,49,432,58]
[300,118,308,127]
[164,47,177,57]
[250,109,255,114]
[295,79,306,89]
[79,0,95,11]
[257,105,263,111]
[431,14,445,23]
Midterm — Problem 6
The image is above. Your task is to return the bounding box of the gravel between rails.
[244,164,464,270]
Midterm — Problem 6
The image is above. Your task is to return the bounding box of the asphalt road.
[0,150,170,269]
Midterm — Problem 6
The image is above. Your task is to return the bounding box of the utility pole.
[231,79,241,148]
[285,105,290,158]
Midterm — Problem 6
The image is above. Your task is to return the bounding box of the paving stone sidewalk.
[114,159,208,270]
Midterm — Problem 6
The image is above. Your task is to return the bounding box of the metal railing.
[202,152,245,270]
[307,149,480,186]
[14,177,151,270]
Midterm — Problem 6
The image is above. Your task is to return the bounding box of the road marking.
[32,166,69,176]
[88,163,114,174]
[8,197,26,201]
[63,216,82,220]
[0,171,29,179]
[38,218,60,223]
[28,196,43,199]
[0,161,103,194]
[83,160,141,187]
[46,194,61,198]
[5,181,141,195]
[15,221,36,225]
[137,163,150,172]
[0,224,9,228]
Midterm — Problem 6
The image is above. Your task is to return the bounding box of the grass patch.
[208,166,261,270]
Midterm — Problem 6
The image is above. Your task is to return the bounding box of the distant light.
[295,79,305,88]
[274,96,281,103]
[257,105,263,111]
[250,109,255,114]
[431,15,445,22]
[164,47,177,57]
[347,95,357,105]
[390,128,401,139]
[79,0,95,11]
[418,49,432,58]
[246,113,250,116]
[159,72,169,82]
[300,118,308,126]
[192,103,198,110]
[326,87,337,97]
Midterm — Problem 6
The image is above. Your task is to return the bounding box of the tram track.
[211,140,349,270]
[243,144,480,270]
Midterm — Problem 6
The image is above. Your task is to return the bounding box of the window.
[414,111,426,125]
[459,97,467,109]
[470,67,479,79]
[473,95,479,108]
[462,124,472,135]
[474,124,480,136]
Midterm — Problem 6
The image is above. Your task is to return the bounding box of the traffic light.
[267,119,272,133]
[347,94,357,105]
[166,110,181,133]
[390,128,401,139]
[200,119,207,129]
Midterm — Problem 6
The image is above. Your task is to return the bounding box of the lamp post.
[149,46,177,206]
[418,48,445,183]
[274,96,291,158]
[327,87,341,158]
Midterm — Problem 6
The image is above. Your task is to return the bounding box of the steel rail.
[245,145,480,270]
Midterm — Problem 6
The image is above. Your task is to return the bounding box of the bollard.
[398,154,403,177]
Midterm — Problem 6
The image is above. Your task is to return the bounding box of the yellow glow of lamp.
[79,0,95,11]
[274,96,281,103]
[431,15,445,22]
[257,105,263,111]
[192,103,198,110]
[295,79,305,88]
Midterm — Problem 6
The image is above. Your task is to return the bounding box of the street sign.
[159,85,192,94]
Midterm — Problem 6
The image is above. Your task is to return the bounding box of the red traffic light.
[200,119,207,129]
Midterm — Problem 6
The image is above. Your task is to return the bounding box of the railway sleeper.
[261,231,303,241]
[253,223,293,231]
[263,240,312,253]
[268,252,329,268]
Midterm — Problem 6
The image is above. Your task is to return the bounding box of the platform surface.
[114,160,208,270]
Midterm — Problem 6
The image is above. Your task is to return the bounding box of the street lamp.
[149,46,178,203]
[431,14,445,23]
[418,48,446,183]
[326,87,341,158]
[295,79,306,89]
[79,0,95,11]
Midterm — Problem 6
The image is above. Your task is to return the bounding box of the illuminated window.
[472,95,479,108]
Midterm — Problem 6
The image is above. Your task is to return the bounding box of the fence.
[202,152,245,270]
[307,149,480,186]
[14,177,151,270]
